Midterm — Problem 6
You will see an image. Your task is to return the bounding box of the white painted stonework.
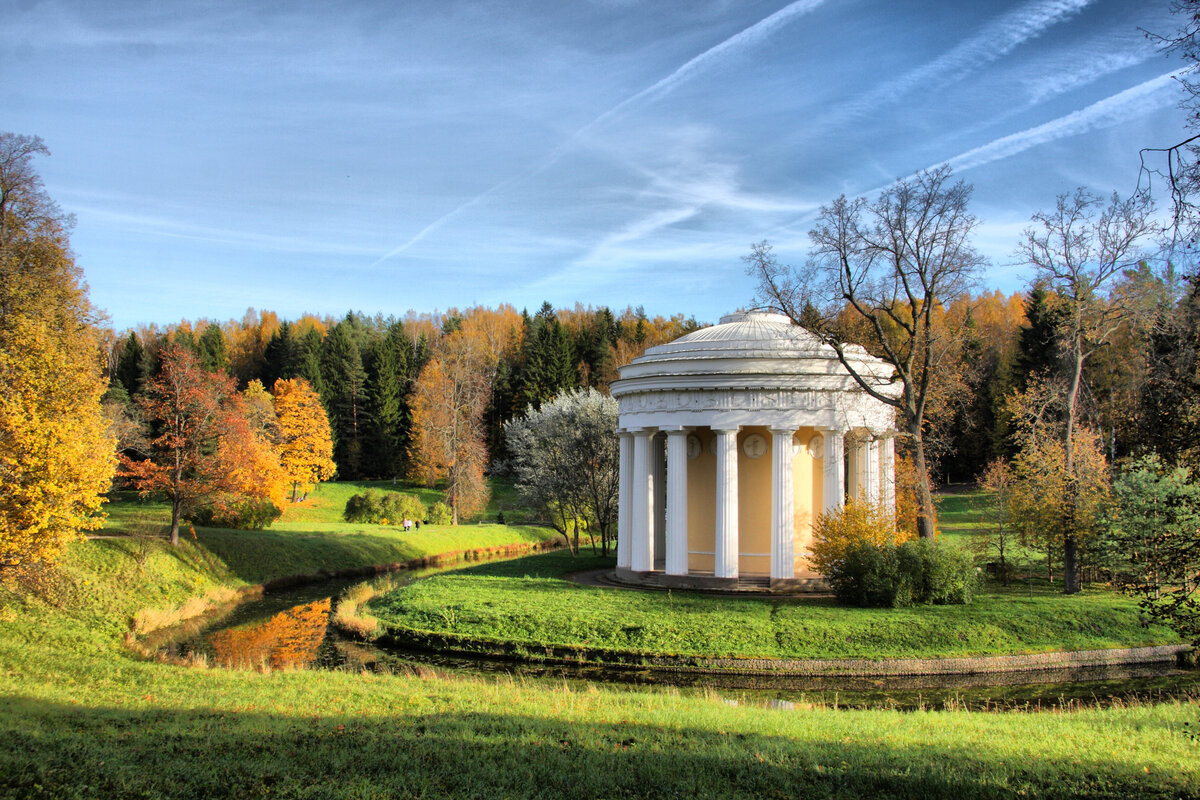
[611,310,900,587]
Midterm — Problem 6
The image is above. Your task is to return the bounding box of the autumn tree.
[0,132,115,568]
[749,165,985,538]
[411,330,491,524]
[121,345,263,544]
[273,378,336,502]
[1016,189,1157,592]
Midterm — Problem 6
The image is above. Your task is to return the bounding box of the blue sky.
[2,0,1187,330]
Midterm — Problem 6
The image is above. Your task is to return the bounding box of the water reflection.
[207,598,332,670]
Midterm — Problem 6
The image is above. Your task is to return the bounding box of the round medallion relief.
[686,434,702,459]
[808,434,825,459]
[742,433,767,459]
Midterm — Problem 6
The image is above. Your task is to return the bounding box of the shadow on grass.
[2,696,1188,800]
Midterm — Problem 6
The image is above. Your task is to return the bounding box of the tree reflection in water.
[208,598,331,670]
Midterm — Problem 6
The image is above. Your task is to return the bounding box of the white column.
[823,429,845,513]
[651,432,666,568]
[770,428,795,580]
[631,430,654,572]
[866,437,881,505]
[665,429,689,576]
[880,435,896,514]
[616,432,633,569]
[714,428,740,579]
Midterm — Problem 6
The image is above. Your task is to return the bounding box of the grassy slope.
[370,549,1181,660]
[0,484,1196,798]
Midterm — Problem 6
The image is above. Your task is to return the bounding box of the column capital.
[660,426,690,434]
[768,426,797,436]
[712,426,740,435]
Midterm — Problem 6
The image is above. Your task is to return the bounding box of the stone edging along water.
[372,622,1193,677]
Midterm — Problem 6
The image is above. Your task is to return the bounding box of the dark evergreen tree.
[297,327,325,395]
[262,320,300,388]
[1140,273,1200,467]
[320,321,368,478]
[1012,285,1065,392]
[114,331,148,397]
[363,321,414,478]
[516,302,576,412]
[197,323,229,374]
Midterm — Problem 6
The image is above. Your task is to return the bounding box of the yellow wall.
[682,425,824,578]
[737,426,773,575]
[793,427,822,576]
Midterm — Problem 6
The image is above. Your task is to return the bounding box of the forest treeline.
[101,303,703,487]
[98,266,1198,495]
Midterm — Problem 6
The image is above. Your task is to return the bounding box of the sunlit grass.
[0,486,1195,798]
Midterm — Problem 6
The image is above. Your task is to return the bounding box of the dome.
[614,309,891,389]
[611,310,898,434]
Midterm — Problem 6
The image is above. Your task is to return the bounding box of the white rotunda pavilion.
[610,310,900,590]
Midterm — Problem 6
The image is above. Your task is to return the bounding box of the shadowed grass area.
[370,550,1182,661]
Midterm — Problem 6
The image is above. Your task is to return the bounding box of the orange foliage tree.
[411,330,490,524]
[272,378,336,502]
[121,345,285,543]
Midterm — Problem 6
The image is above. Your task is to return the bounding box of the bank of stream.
[151,560,1200,712]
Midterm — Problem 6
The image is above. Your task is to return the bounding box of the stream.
[153,564,1200,712]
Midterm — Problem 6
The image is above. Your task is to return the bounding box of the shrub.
[427,501,453,525]
[810,500,911,577]
[344,491,426,525]
[344,490,383,524]
[826,539,977,608]
[193,498,282,530]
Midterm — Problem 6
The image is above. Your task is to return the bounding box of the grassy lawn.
[369,549,1181,661]
[0,484,1196,798]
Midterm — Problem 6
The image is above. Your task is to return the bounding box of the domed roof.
[614,309,886,387]
[611,310,898,432]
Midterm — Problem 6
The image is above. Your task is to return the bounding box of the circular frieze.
[686,434,702,459]
[742,433,767,459]
[808,434,825,459]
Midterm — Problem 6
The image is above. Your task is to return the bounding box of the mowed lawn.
[0,482,1196,798]
[369,548,1181,660]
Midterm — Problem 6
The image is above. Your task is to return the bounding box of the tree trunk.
[170,498,181,547]
[1063,533,1081,594]
[1062,342,1084,594]
[909,420,937,539]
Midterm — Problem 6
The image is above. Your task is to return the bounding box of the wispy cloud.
[949,71,1181,173]
[819,0,1094,128]
[72,205,376,256]
[368,0,829,266]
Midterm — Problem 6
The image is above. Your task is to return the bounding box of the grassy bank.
[369,549,1182,662]
[0,484,1196,798]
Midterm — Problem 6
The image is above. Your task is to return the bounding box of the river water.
[155,566,1200,712]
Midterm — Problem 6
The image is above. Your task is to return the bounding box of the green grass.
[0,485,1196,798]
[370,549,1182,661]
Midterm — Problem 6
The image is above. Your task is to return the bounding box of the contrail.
[948,71,1180,173]
[369,0,830,267]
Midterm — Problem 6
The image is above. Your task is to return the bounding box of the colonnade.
[616,426,895,582]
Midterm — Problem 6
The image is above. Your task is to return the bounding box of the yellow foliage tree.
[0,132,114,568]
[809,500,913,578]
[273,378,336,502]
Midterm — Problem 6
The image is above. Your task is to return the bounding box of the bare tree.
[1016,188,1157,593]
[1140,1,1200,242]
[748,165,984,539]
